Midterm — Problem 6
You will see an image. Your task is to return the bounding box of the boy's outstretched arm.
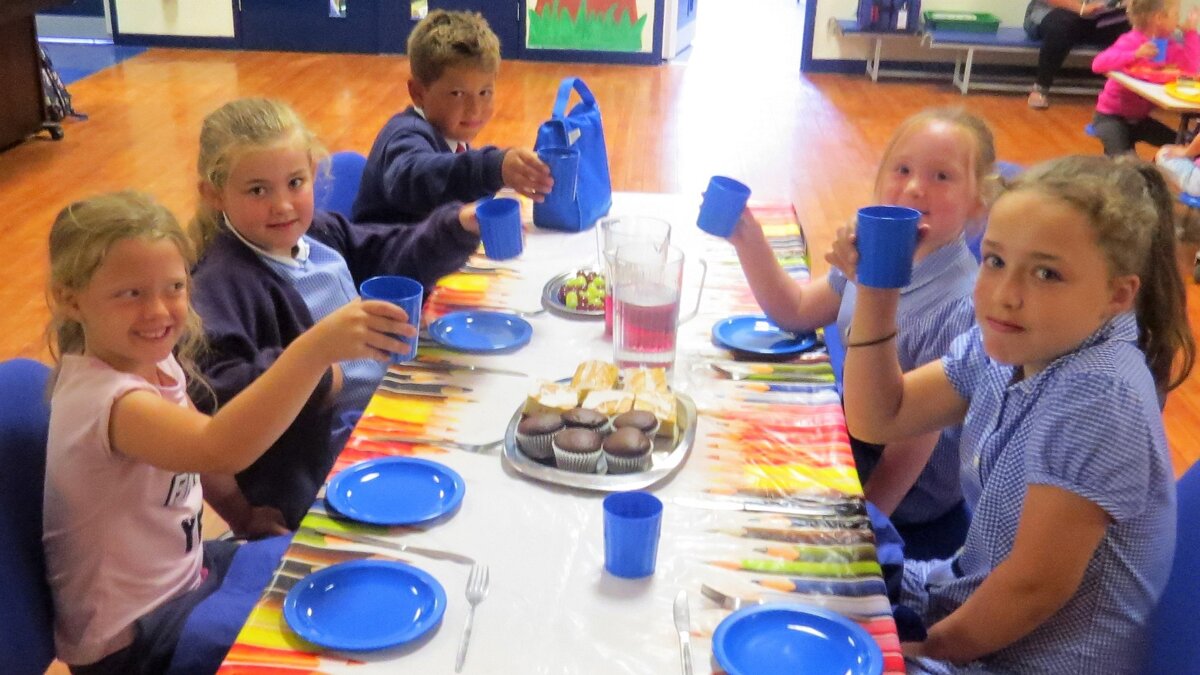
[501,148,553,200]
[380,134,505,216]
[913,485,1108,663]
[729,209,841,333]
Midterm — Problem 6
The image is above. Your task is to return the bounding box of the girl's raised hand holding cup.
[825,221,861,282]
[302,299,416,364]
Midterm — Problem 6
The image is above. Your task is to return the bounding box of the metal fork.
[700,584,877,621]
[455,564,490,672]
[434,303,547,318]
[700,584,763,612]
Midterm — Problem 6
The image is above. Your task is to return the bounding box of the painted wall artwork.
[527,0,654,53]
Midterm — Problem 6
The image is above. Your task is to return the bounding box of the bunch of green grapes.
[558,270,606,311]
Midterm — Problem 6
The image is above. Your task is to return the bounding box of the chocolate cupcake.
[516,412,564,461]
[602,427,653,474]
[552,428,604,473]
[611,410,659,438]
[562,407,610,434]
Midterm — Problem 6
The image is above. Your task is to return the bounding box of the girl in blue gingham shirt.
[729,108,999,560]
[837,155,1195,673]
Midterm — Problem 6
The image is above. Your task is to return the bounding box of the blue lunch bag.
[533,77,613,232]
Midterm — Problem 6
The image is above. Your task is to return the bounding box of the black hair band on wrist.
[846,331,898,348]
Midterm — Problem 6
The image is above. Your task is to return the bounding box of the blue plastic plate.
[428,310,533,353]
[711,315,818,356]
[283,560,446,651]
[325,457,465,526]
[712,603,883,675]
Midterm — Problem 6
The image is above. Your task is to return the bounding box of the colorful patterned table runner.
[220,193,903,674]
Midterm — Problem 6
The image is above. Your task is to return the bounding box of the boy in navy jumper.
[353,10,553,224]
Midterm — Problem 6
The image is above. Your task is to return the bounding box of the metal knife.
[673,590,694,675]
[673,495,867,518]
[392,361,529,378]
[309,527,475,565]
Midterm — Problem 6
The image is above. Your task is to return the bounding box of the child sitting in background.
[1152,139,1200,281]
[1091,0,1200,155]
[353,10,552,224]
[838,155,1194,672]
[189,97,482,535]
[727,108,997,560]
[43,191,410,674]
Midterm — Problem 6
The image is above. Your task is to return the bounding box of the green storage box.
[923,11,1001,33]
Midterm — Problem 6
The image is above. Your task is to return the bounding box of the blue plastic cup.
[603,491,663,579]
[537,146,579,207]
[1154,37,1170,64]
[358,275,423,363]
[476,197,524,260]
[855,205,921,289]
[697,176,752,238]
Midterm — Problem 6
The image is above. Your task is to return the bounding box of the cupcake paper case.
[602,428,653,474]
[516,412,564,461]
[552,428,604,473]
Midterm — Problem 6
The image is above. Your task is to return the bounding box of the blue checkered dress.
[902,313,1175,674]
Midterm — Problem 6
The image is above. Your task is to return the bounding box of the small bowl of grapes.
[542,267,607,318]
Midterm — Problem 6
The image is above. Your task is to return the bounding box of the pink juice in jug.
[613,284,681,370]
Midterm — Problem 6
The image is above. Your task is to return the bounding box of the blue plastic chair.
[168,534,290,674]
[995,160,1023,181]
[0,359,54,675]
[823,322,845,394]
[1142,460,1200,673]
[313,150,368,217]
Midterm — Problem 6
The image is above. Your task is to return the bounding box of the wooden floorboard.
[3,0,1195,475]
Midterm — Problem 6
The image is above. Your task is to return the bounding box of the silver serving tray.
[501,392,698,492]
[541,267,605,319]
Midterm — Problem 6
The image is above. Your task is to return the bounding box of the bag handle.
[551,77,597,118]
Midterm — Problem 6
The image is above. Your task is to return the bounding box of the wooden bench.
[829,19,1103,95]
[922,26,1102,94]
[829,18,931,83]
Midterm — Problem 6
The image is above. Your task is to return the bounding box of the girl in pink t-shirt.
[1091,0,1200,155]
[42,192,412,673]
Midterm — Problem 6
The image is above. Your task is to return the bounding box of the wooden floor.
[3,0,1197,475]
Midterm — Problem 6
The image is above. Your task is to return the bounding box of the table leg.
[867,38,882,82]
[1177,113,1200,144]
[961,48,975,95]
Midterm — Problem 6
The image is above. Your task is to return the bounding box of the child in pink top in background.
[1091,0,1200,155]
[42,192,412,673]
